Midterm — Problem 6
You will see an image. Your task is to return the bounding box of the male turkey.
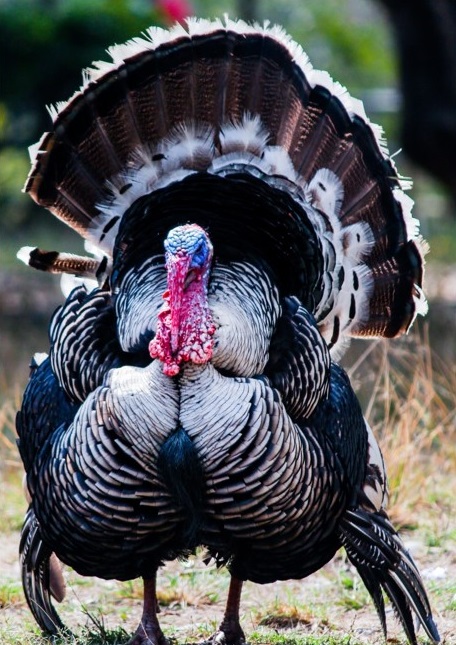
[17,17,439,645]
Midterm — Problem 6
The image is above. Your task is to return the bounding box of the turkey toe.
[127,622,168,645]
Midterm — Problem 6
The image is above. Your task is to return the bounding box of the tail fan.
[23,17,427,355]
[16,246,103,279]
[19,507,67,635]
[339,508,440,645]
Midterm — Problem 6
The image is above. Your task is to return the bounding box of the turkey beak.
[167,253,192,354]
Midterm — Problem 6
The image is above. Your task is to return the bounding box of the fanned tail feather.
[23,17,427,354]
[17,246,104,279]
[339,508,440,645]
[19,507,67,635]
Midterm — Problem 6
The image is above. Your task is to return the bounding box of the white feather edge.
[32,16,413,206]
[26,17,427,331]
[41,16,390,160]
[392,187,429,322]
[17,246,35,266]
[30,16,413,211]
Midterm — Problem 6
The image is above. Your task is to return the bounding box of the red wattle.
[149,258,214,375]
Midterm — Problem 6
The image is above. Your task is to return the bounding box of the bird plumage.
[17,17,438,645]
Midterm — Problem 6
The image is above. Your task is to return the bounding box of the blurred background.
[0,0,455,406]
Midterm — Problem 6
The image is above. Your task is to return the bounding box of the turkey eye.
[191,242,206,267]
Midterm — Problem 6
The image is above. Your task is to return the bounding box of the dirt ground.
[1,527,455,644]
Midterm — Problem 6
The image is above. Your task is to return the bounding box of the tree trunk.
[237,0,258,22]
[376,0,456,203]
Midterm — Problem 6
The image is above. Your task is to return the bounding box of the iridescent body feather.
[17,17,438,645]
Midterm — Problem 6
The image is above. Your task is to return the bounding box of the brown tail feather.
[24,22,387,235]
[23,17,427,346]
[17,247,103,278]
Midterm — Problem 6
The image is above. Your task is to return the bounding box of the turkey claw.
[127,637,168,645]
[127,625,169,645]
[200,629,246,645]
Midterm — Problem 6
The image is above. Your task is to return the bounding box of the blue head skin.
[164,224,213,270]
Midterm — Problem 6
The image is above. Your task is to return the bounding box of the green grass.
[0,626,130,645]
[0,579,23,608]
[0,469,27,533]
[249,635,363,645]
[0,629,368,645]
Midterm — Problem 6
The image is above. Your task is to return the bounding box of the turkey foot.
[202,576,246,645]
[127,619,168,645]
[210,622,246,645]
[127,576,168,645]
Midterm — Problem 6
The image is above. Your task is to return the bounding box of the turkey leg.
[212,576,245,645]
[128,575,167,645]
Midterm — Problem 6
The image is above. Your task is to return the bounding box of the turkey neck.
[149,256,215,376]
[115,259,281,378]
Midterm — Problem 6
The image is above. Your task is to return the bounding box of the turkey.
[16,17,439,645]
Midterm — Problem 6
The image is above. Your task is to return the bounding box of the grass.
[0,629,367,645]
[0,579,23,608]
[346,325,456,528]
[0,330,455,644]
[249,635,363,645]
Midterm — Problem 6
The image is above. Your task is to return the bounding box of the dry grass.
[0,395,20,466]
[346,326,456,528]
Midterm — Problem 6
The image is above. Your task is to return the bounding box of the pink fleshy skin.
[149,267,215,375]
